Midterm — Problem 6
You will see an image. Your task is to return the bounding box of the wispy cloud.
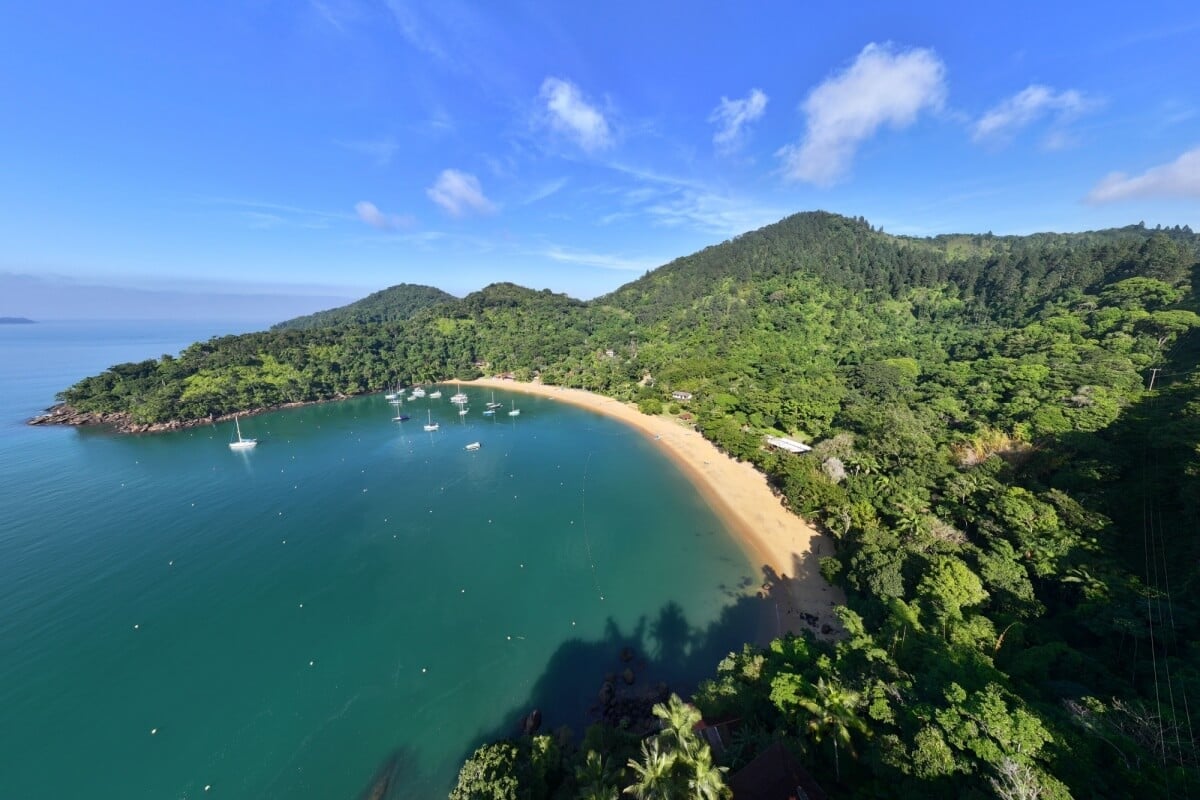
[540,246,659,272]
[337,137,399,166]
[354,201,414,230]
[778,42,946,186]
[972,85,1096,146]
[199,197,350,229]
[598,162,784,236]
[426,169,496,216]
[1087,146,1200,203]
[385,0,453,64]
[309,0,360,33]
[539,77,613,153]
[523,177,569,205]
[642,190,785,236]
[710,88,768,153]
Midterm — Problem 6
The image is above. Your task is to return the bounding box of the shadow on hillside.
[361,559,840,798]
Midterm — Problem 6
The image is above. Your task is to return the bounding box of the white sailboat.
[486,392,502,409]
[428,389,443,399]
[411,387,426,398]
[464,441,481,451]
[423,410,439,432]
[450,383,468,404]
[458,406,469,416]
[507,400,521,417]
[228,415,257,449]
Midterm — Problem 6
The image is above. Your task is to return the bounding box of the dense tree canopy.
[54,212,1200,797]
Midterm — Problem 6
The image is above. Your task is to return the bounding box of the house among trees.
[765,435,812,453]
[728,741,828,800]
[671,390,693,401]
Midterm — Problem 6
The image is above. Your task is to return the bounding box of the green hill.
[271,282,456,330]
[48,212,1200,798]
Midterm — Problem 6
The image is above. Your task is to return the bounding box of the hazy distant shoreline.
[0,316,35,324]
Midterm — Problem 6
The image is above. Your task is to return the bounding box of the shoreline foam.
[468,378,845,639]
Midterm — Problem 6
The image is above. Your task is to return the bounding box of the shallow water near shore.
[0,321,767,799]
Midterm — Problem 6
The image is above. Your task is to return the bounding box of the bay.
[0,321,766,798]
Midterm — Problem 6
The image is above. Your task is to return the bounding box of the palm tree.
[576,751,619,800]
[651,695,701,758]
[687,745,731,800]
[624,739,677,800]
[797,678,869,781]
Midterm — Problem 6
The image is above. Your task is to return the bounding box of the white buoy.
[150,728,157,735]
[134,624,140,630]
[309,661,314,666]
[205,785,211,792]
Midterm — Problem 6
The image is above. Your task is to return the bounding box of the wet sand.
[469,378,845,639]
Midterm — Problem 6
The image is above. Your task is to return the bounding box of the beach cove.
[1,321,832,799]
[469,378,845,639]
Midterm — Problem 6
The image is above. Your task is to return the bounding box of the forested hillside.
[49,212,1200,797]
[270,282,456,330]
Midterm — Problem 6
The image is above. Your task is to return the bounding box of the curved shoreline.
[469,378,845,639]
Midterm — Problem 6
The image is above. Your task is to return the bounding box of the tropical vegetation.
[53,212,1200,797]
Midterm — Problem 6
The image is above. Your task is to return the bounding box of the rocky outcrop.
[27,399,330,435]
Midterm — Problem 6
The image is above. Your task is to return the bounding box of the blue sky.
[2,1,1198,315]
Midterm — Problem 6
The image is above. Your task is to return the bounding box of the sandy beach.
[469,378,845,640]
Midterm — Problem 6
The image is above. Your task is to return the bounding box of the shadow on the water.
[355,746,423,800]
[366,555,840,799]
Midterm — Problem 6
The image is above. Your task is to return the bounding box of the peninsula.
[0,316,35,324]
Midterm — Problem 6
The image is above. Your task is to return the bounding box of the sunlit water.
[0,321,766,798]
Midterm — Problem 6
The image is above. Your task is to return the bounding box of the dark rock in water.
[523,708,542,735]
[654,682,670,702]
[605,672,617,685]
[821,623,833,635]
[599,681,615,706]
[620,646,635,663]
[622,667,635,685]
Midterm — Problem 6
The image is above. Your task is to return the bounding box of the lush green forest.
[270,282,456,331]
[53,212,1200,797]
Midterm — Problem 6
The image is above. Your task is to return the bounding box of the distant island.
[0,317,35,324]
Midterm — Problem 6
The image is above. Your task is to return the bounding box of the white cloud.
[426,169,496,216]
[778,42,946,186]
[541,247,658,272]
[710,89,768,153]
[972,85,1094,144]
[539,77,612,153]
[385,0,452,64]
[523,177,569,205]
[354,201,412,230]
[601,161,784,236]
[1087,146,1200,203]
[338,137,399,167]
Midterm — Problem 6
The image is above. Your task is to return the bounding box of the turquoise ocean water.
[0,321,767,799]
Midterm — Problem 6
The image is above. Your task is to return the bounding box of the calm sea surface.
[0,320,764,799]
